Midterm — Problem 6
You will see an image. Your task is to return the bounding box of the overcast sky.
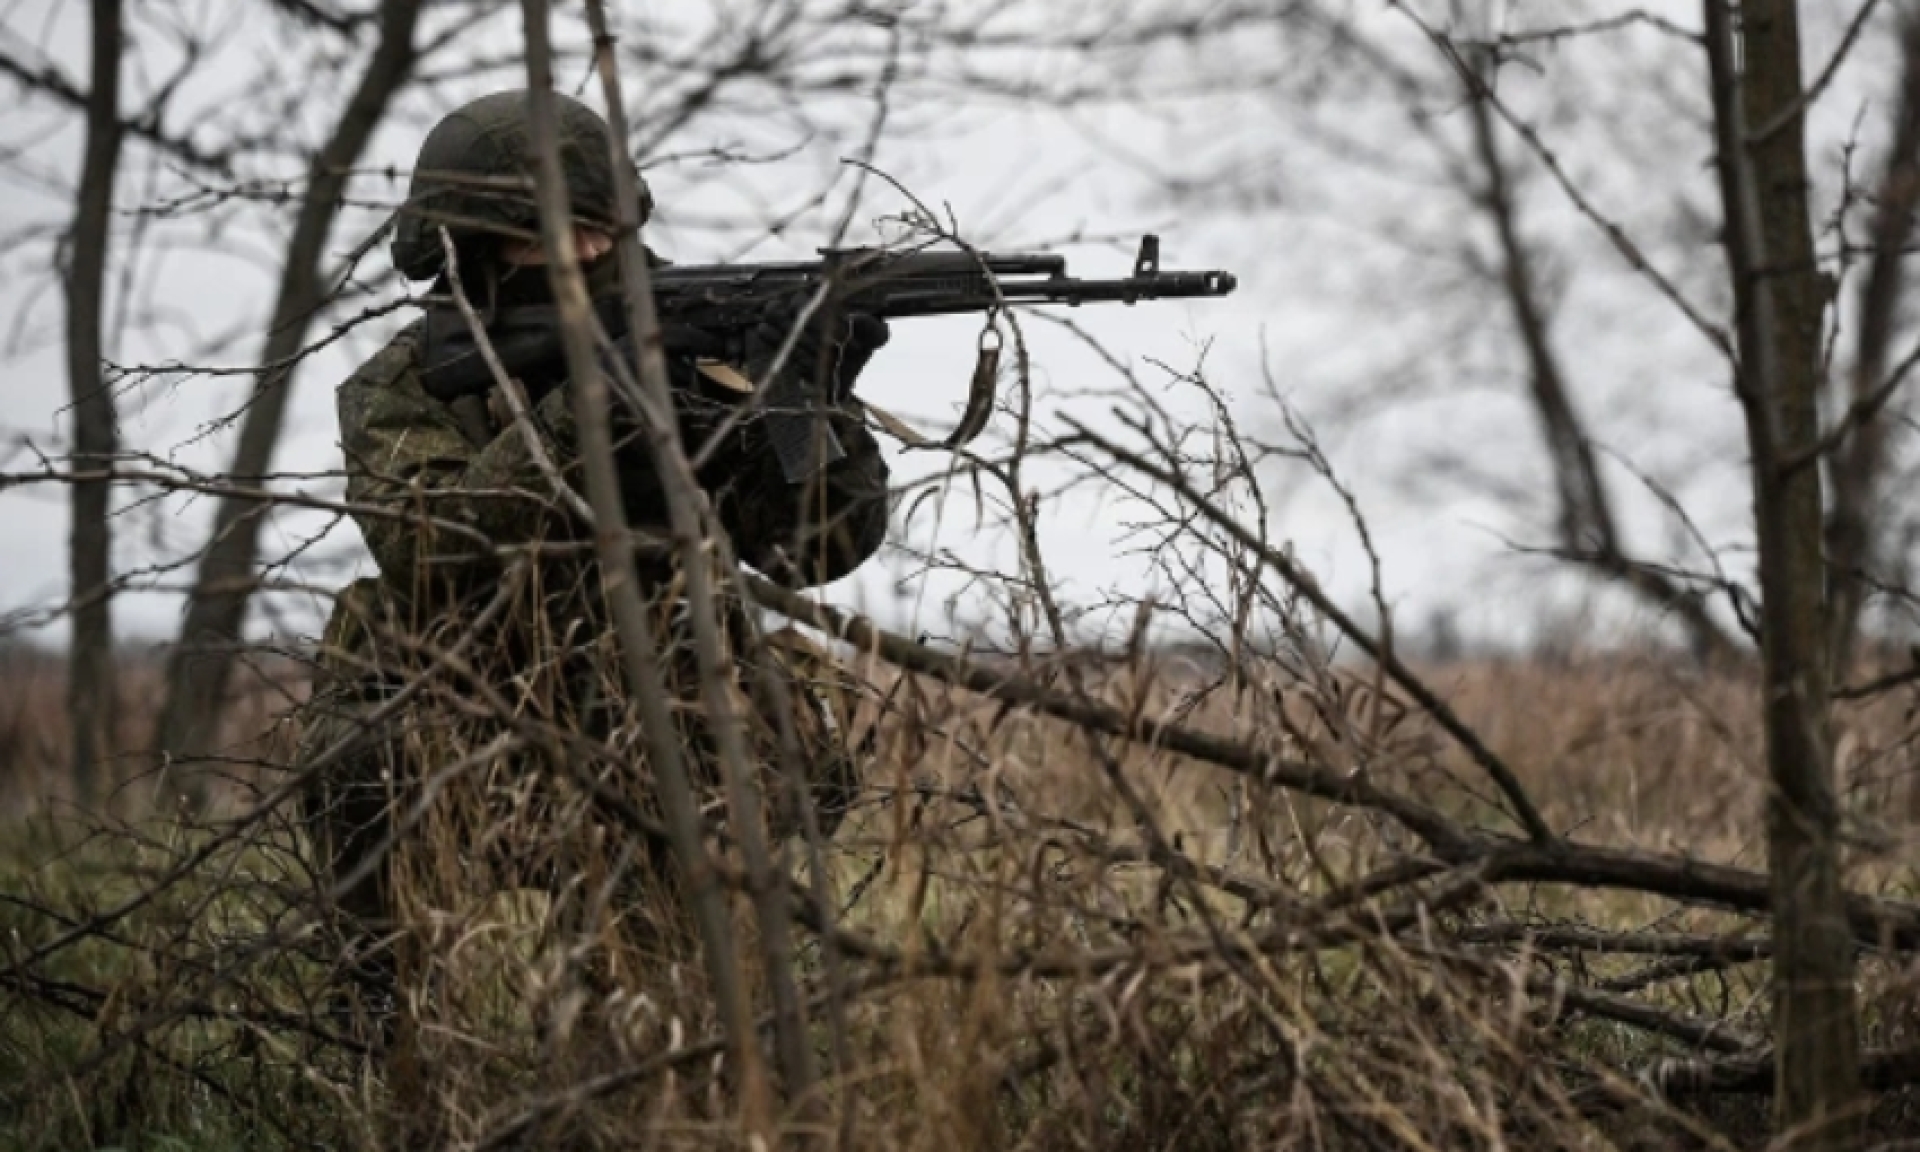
[0,0,1900,658]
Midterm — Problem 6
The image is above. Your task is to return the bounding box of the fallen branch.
[745,574,1920,949]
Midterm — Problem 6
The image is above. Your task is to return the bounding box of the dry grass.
[0,643,303,820]
[5,640,1920,1150]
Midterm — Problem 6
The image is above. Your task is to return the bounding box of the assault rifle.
[420,235,1237,480]
[649,233,1234,327]
[651,234,1236,480]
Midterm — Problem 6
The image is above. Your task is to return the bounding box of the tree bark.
[1704,1,1861,1145]
[153,0,421,809]
[64,0,124,808]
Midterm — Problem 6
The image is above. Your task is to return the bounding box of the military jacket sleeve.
[706,400,891,587]
[338,323,580,594]
[619,360,892,588]
[337,320,890,596]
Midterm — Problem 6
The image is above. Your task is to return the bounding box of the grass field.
[5,640,1920,1150]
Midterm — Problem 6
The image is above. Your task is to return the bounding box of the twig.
[1658,1044,1920,1094]
[517,0,771,1122]
[1389,0,1734,361]
[744,574,1920,948]
[1835,662,1920,701]
[1064,415,1557,844]
[744,572,1469,851]
[437,225,595,524]
[1458,923,1773,960]
[581,0,819,1111]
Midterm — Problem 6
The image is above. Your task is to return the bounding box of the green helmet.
[390,89,653,281]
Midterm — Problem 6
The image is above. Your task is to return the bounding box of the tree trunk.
[153,0,421,809]
[1704,1,1861,1145]
[64,0,124,809]
[1827,8,1920,670]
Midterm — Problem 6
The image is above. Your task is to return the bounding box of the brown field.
[0,644,303,819]
[5,641,1920,1150]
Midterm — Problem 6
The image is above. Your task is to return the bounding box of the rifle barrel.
[648,250,1237,322]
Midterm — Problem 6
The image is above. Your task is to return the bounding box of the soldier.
[296,90,890,1035]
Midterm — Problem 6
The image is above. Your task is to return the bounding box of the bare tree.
[152,0,423,809]
[62,0,125,807]
[928,3,1906,664]
[1457,41,1742,663]
[1705,0,1861,1142]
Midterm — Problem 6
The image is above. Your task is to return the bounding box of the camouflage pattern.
[299,254,889,1002]
[332,271,889,594]
[390,89,655,282]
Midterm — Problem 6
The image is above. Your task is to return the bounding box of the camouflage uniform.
[297,91,889,1006]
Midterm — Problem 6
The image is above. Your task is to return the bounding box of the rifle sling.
[860,326,998,454]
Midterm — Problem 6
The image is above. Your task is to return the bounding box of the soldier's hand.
[747,308,890,402]
[831,312,890,398]
[659,321,729,362]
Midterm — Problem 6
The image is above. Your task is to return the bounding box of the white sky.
[0,0,1904,657]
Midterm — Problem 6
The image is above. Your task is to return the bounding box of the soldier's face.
[499,225,613,267]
